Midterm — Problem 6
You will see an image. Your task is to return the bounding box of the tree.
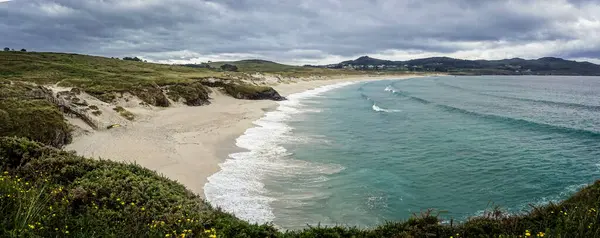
[3,47,9,52]
[20,49,26,52]
[122,57,142,62]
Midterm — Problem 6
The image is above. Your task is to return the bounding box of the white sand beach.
[65,75,419,197]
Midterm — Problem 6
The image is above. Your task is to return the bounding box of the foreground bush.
[0,137,278,237]
[1,136,600,237]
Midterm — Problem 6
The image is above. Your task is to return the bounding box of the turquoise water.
[205,76,600,229]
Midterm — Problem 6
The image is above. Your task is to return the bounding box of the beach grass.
[0,51,371,107]
[0,82,72,148]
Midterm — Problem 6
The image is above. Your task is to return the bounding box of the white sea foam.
[204,81,357,225]
[372,104,402,113]
[384,85,397,93]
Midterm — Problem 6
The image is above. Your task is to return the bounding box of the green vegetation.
[113,106,135,121]
[0,137,278,237]
[0,51,226,106]
[1,136,600,237]
[0,52,370,107]
[123,56,143,62]
[166,82,212,106]
[0,82,71,148]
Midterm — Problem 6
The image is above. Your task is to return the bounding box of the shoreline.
[65,75,422,198]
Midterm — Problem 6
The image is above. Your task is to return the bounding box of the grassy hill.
[0,52,361,107]
[206,59,365,77]
[339,56,600,75]
[0,51,225,89]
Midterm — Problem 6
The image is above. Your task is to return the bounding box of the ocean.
[204,75,600,230]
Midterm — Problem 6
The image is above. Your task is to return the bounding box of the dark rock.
[220,64,239,72]
[70,87,82,95]
[224,85,286,101]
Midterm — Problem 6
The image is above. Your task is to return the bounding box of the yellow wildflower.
[141,207,146,211]
[537,231,545,237]
[130,202,135,206]
[525,230,531,237]
[28,224,35,229]
[120,201,125,205]
[209,235,216,238]
[3,171,8,175]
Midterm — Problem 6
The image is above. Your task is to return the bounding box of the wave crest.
[372,104,402,113]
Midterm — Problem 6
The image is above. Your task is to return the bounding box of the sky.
[1,0,600,65]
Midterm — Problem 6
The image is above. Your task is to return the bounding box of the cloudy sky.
[1,0,600,65]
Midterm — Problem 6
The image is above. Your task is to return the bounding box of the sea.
[204,75,600,230]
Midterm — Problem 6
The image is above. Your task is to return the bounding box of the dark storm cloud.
[0,0,599,64]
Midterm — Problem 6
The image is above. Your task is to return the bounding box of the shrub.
[166,83,211,106]
[113,106,134,121]
[0,137,279,237]
[122,57,142,62]
[0,98,71,148]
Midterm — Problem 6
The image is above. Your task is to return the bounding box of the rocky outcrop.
[223,84,286,101]
[165,82,212,106]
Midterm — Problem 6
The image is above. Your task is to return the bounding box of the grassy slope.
[0,51,224,88]
[0,52,372,106]
[0,81,72,148]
